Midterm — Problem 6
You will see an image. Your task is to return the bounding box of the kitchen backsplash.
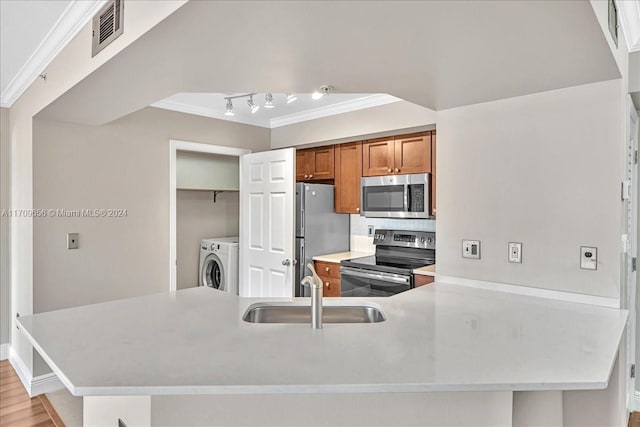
[350,215,436,253]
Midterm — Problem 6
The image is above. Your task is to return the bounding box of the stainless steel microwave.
[360,173,430,218]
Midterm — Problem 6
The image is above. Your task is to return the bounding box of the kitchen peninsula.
[18,283,627,426]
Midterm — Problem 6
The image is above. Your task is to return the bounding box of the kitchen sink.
[242,302,386,324]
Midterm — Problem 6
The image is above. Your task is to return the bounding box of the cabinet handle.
[325,267,330,272]
[304,174,308,179]
[356,207,360,212]
[387,168,392,173]
[325,282,331,289]
[395,168,400,173]
[309,174,314,179]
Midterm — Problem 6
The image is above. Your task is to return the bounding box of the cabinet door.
[362,138,394,176]
[335,142,363,214]
[296,149,309,182]
[322,277,341,297]
[308,146,335,180]
[394,132,432,174]
[430,131,436,216]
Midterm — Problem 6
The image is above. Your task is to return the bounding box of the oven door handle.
[340,267,410,284]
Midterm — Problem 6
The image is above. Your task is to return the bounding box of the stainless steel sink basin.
[242,303,386,324]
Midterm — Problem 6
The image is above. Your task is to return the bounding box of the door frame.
[168,139,251,292]
[627,98,640,410]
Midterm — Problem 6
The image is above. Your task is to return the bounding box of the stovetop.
[341,255,435,275]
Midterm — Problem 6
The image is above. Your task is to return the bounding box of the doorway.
[169,140,250,291]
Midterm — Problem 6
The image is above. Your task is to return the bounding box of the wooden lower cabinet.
[414,274,434,287]
[335,142,362,214]
[314,260,341,297]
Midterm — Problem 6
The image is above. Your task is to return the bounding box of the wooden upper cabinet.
[307,145,335,180]
[296,149,309,181]
[362,138,395,177]
[394,132,432,174]
[362,133,431,177]
[295,146,335,181]
[335,142,362,214]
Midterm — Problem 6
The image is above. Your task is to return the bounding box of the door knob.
[282,259,291,266]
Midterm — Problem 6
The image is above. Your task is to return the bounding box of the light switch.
[67,233,79,250]
[462,240,480,259]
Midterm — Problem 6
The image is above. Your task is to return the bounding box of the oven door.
[340,267,412,297]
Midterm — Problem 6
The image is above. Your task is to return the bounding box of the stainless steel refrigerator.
[296,183,350,296]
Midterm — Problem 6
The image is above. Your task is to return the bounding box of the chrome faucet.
[300,263,323,329]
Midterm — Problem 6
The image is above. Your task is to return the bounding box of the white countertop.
[413,264,436,276]
[17,283,627,397]
[312,251,373,263]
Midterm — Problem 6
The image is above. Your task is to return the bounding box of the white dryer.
[199,237,239,294]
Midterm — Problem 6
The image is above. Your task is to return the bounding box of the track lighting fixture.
[224,99,234,116]
[247,95,259,114]
[312,85,334,100]
[286,93,297,103]
[264,93,275,109]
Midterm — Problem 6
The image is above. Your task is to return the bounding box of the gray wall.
[270,101,436,149]
[436,79,623,298]
[176,190,239,290]
[32,107,269,374]
[0,107,10,346]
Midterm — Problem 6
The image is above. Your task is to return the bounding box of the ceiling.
[0,0,71,98]
[152,93,400,128]
[0,0,105,107]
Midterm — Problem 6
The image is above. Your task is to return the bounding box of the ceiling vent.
[91,0,124,57]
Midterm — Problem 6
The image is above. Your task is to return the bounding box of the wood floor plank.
[0,397,41,417]
[0,362,60,427]
[12,411,52,426]
[0,402,46,424]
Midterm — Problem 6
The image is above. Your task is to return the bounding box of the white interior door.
[629,99,640,410]
[239,148,295,297]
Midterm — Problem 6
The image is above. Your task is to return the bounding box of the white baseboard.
[436,275,620,309]
[0,343,9,360]
[9,346,32,393]
[8,345,64,396]
[31,371,64,395]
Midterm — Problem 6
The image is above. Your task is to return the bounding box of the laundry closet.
[176,151,239,290]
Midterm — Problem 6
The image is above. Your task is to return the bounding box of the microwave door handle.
[405,185,411,212]
[341,268,410,284]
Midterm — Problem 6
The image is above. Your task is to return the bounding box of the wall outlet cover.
[67,233,79,250]
[580,246,597,270]
[368,225,375,236]
[508,242,522,263]
[462,240,480,259]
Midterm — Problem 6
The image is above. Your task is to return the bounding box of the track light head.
[247,95,259,114]
[264,93,275,109]
[224,99,234,116]
[286,93,297,104]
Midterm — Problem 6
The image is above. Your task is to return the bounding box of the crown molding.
[151,99,272,128]
[0,0,108,108]
[269,94,401,128]
[618,0,640,52]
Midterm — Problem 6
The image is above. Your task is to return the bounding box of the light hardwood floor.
[0,359,64,426]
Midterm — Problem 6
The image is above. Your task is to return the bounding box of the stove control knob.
[427,237,433,244]
[420,237,426,243]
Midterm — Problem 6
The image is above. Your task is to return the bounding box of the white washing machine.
[199,237,239,294]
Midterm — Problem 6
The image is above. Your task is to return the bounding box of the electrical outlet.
[67,233,79,250]
[580,246,597,270]
[508,242,522,263]
[368,225,375,236]
[462,240,480,259]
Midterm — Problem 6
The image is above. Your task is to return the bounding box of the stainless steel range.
[340,229,435,297]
